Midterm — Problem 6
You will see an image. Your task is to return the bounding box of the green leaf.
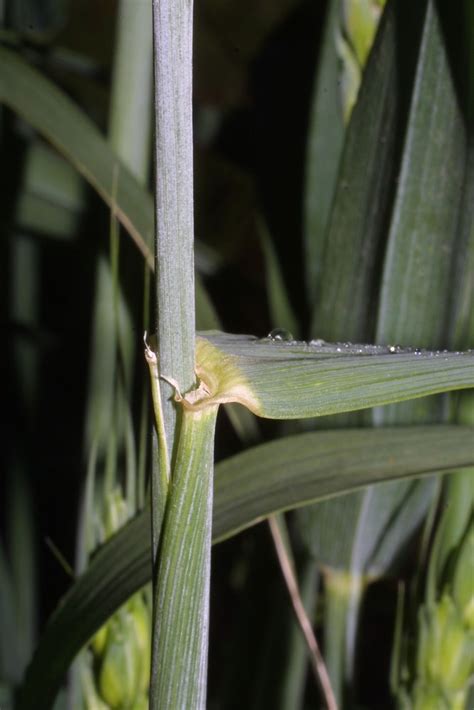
[298,4,425,697]
[296,2,470,699]
[424,138,474,606]
[425,470,474,606]
[375,1,467,355]
[361,3,471,699]
[304,0,345,305]
[0,45,218,330]
[313,1,471,694]
[374,0,466,347]
[310,0,425,340]
[0,46,154,263]
[367,0,470,586]
[15,141,84,240]
[193,333,474,420]
[297,478,436,574]
[18,425,474,709]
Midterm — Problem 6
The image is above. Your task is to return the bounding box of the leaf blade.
[18,424,474,709]
[0,46,219,330]
[196,333,474,420]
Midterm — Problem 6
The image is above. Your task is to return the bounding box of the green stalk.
[152,0,196,423]
[151,0,196,562]
[150,1,215,707]
[323,570,366,705]
[109,0,153,179]
[151,406,218,708]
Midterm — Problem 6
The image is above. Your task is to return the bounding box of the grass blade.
[375,2,467,355]
[310,0,425,339]
[0,46,154,264]
[304,0,345,306]
[191,333,474,420]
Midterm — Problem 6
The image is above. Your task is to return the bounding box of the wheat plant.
[0,0,473,709]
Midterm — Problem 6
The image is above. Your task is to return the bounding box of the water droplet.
[268,328,294,342]
[309,338,326,347]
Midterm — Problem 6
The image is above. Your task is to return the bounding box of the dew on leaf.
[267,328,294,342]
[309,338,326,347]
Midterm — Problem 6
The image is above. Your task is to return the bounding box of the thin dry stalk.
[268,515,338,710]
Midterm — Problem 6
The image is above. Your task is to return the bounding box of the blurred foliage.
[395,475,474,710]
